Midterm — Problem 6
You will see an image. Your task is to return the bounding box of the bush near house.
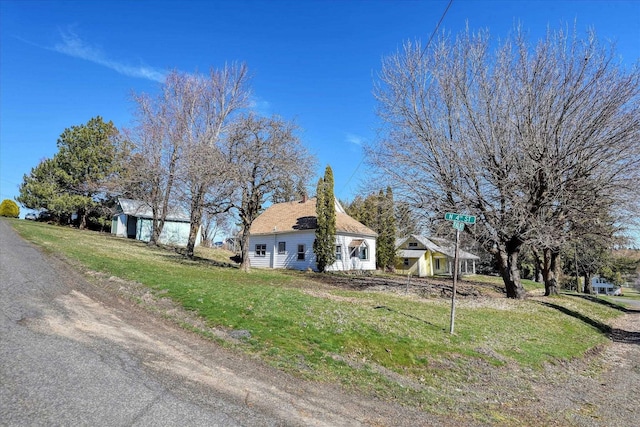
[0,199,20,218]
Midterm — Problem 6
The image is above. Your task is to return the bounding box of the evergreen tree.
[17,158,60,213]
[344,187,397,270]
[376,187,397,271]
[17,116,121,228]
[314,166,336,272]
[55,116,120,229]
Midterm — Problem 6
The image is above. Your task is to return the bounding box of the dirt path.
[491,305,640,426]
[28,255,468,426]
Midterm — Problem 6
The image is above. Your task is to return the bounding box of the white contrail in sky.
[52,28,166,82]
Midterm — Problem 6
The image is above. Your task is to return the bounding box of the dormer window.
[408,242,418,248]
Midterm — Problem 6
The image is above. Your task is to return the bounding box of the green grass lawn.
[8,219,625,419]
[463,273,542,292]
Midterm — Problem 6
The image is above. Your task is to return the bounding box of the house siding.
[112,214,200,247]
[137,218,194,246]
[111,213,127,238]
[248,232,376,272]
[249,231,317,270]
[395,235,477,277]
[397,252,431,276]
[327,234,376,272]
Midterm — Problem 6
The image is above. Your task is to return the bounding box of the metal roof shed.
[111,198,200,247]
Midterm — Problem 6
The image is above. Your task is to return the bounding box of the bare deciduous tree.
[127,78,184,246]
[224,114,316,272]
[127,65,250,252]
[200,210,235,248]
[177,64,251,257]
[369,25,640,298]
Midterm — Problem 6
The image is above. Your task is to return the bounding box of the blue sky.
[1,1,639,219]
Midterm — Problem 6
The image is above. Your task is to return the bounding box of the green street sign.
[452,220,465,231]
[445,212,476,224]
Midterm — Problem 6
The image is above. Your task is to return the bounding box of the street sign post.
[444,212,477,334]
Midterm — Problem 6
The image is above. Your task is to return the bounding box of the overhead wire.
[339,0,454,198]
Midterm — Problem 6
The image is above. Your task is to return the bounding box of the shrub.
[0,199,20,218]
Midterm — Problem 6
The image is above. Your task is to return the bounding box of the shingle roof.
[428,236,480,260]
[117,198,190,222]
[397,249,427,258]
[249,198,377,237]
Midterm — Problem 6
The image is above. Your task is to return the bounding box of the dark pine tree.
[314,166,336,272]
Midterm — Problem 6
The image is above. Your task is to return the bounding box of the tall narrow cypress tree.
[377,186,397,271]
[314,166,336,272]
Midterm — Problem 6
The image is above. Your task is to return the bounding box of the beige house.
[248,197,377,272]
[395,235,479,277]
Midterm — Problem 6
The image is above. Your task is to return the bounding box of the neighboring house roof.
[397,234,480,260]
[117,198,190,222]
[250,197,377,237]
[397,249,428,258]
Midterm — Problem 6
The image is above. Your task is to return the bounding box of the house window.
[408,242,418,248]
[297,244,305,261]
[359,245,368,260]
[404,258,409,266]
[278,241,286,254]
[349,241,369,260]
[336,245,342,260]
[255,244,266,257]
[435,258,441,270]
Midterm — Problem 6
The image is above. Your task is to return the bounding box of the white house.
[248,196,377,272]
[591,276,622,296]
[111,198,201,247]
[395,234,480,277]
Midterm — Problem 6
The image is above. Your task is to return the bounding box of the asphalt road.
[609,295,640,310]
[0,220,280,426]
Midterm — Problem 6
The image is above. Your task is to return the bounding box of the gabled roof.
[397,234,480,260]
[117,198,190,222]
[249,197,377,237]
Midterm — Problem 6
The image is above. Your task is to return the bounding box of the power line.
[419,0,454,61]
[340,1,454,198]
[339,155,364,198]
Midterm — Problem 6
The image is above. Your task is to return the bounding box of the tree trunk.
[186,217,201,258]
[151,147,178,246]
[239,225,251,272]
[532,248,544,283]
[186,187,205,258]
[495,241,526,299]
[542,247,561,296]
[78,208,88,230]
[149,207,161,247]
[583,272,593,294]
[238,189,261,273]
